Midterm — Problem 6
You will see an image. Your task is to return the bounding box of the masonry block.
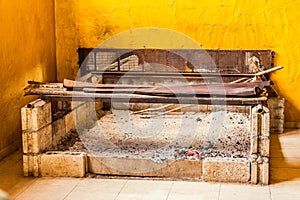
[250,136,258,154]
[88,156,202,178]
[57,101,71,112]
[86,102,97,127]
[261,112,270,137]
[74,104,88,129]
[202,158,250,183]
[21,99,52,131]
[251,113,260,137]
[270,109,284,119]
[163,160,202,178]
[52,118,66,146]
[259,137,270,157]
[22,124,52,154]
[270,118,284,133]
[23,154,40,177]
[40,151,86,177]
[259,161,269,185]
[208,105,227,112]
[70,101,85,110]
[250,162,258,184]
[64,112,76,133]
[267,97,284,109]
[267,97,284,134]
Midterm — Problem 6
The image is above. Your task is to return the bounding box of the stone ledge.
[40,151,86,177]
[22,124,52,154]
[88,156,202,179]
[23,154,40,177]
[21,99,52,132]
[202,158,250,183]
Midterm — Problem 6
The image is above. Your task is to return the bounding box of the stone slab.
[259,137,270,157]
[52,118,66,146]
[88,156,202,178]
[64,112,76,133]
[22,124,52,154]
[23,154,40,177]
[250,162,258,184]
[202,158,250,183]
[40,151,86,177]
[21,99,52,131]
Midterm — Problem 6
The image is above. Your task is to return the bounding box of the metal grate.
[78,48,274,76]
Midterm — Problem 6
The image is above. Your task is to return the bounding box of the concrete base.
[21,99,273,184]
[88,156,202,179]
[203,158,250,183]
[40,151,86,177]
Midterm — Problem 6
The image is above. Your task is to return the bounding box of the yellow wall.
[55,0,300,122]
[0,0,56,159]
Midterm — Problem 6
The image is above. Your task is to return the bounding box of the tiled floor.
[1,129,300,200]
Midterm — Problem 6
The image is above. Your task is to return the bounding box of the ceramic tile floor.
[1,129,300,200]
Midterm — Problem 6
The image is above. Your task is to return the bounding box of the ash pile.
[59,109,251,163]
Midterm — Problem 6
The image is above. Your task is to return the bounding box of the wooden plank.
[83,81,270,97]
[63,79,152,89]
[40,93,267,105]
[26,80,270,97]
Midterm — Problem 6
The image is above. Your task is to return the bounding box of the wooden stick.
[141,105,191,118]
[229,77,249,84]
[133,104,173,114]
[63,79,152,89]
[77,73,93,81]
[255,66,283,76]
[24,87,70,96]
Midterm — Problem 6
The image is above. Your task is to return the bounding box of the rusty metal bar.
[40,93,267,105]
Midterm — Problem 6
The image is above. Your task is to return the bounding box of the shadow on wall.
[270,129,300,183]
[284,102,300,128]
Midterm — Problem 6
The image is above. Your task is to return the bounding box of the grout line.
[11,178,39,199]
[114,179,128,200]
[217,183,221,200]
[268,185,272,200]
[62,179,81,200]
[165,181,174,200]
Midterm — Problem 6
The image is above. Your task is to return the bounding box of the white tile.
[270,180,300,195]
[220,183,269,193]
[15,178,80,200]
[271,194,300,200]
[116,179,173,200]
[64,178,127,200]
[219,191,270,200]
[219,183,270,200]
[168,181,220,200]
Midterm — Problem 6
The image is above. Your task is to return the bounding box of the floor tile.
[219,183,270,200]
[64,178,127,200]
[270,180,300,195]
[270,157,300,168]
[14,178,80,200]
[219,191,270,200]
[115,179,173,200]
[0,151,22,175]
[167,181,220,200]
[271,150,300,159]
[1,129,300,200]
[270,167,300,181]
